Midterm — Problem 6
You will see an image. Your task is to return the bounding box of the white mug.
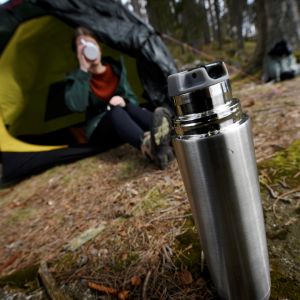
[81,39,99,61]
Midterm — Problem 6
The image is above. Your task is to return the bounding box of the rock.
[77,255,88,267]
[267,228,288,240]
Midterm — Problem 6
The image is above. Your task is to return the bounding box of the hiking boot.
[154,144,174,170]
[151,107,175,169]
[141,131,154,161]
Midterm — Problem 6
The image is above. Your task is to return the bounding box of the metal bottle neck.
[173,80,232,116]
[172,80,245,137]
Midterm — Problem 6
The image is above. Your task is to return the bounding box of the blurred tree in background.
[121,0,300,74]
[249,0,300,72]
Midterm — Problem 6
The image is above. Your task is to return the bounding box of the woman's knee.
[110,106,124,116]
[109,106,128,123]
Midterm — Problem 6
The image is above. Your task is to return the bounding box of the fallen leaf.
[88,282,117,294]
[118,290,130,300]
[66,224,106,251]
[119,230,127,237]
[243,98,255,107]
[130,275,141,286]
[121,253,128,261]
[178,270,193,285]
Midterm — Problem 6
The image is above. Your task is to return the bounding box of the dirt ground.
[0,76,300,299]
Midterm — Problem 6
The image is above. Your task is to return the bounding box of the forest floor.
[0,75,300,299]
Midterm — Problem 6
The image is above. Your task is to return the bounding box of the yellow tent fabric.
[0,13,145,184]
[0,16,82,136]
[0,15,143,138]
[0,109,66,152]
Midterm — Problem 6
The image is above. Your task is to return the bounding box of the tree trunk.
[248,0,267,72]
[181,0,203,47]
[200,0,211,44]
[147,0,174,34]
[214,0,222,49]
[248,0,300,73]
[131,0,148,23]
[226,0,247,49]
[265,0,300,48]
[207,0,217,43]
[236,0,247,49]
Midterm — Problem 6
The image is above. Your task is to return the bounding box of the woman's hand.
[77,44,93,72]
[109,96,126,107]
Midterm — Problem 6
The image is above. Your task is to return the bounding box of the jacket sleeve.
[65,69,91,112]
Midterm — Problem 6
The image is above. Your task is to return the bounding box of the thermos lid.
[168,62,229,97]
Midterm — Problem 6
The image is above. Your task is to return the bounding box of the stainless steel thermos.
[168,62,271,300]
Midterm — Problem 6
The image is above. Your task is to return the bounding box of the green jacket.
[65,57,138,139]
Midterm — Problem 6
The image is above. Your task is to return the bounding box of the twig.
[161,245,176,270]
[277,187,300,200]
[147,214,193,225]
[272,202,280,219]
[257,153,276,163]
[161,33,261,83]
[38,261,71,300]
[160,201,187,213]
[200,251,205,273]
[142,270,152,300]
[272,187,300,218]
[294,171,300,178]
[260,181,278,198]
[278,177,289,189]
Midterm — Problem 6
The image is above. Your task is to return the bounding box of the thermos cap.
[169,62,244,136]
[168,62,229,97]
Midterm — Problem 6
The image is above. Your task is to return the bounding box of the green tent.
[0,0,177,185]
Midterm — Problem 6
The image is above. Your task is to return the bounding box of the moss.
[133,186,168,216]
[259,140,300,187]
[109,252,139,273]
[3,207,36,225]
[259,140,300,298]
[0,265,39,291]
[117,159,145,180]
[270,267,300,300]
[52,252,78,273]
[174,216,206,275]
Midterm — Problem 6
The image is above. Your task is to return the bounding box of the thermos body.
[173,118,270,300]
[168,62,271,300]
